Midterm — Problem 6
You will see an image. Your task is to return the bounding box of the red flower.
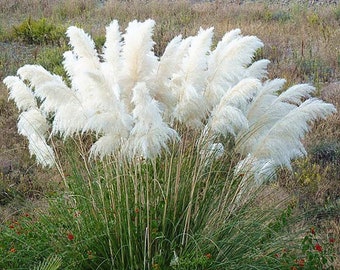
[67,233,74,241]
[205,253,212,259]
[296,258,305,267]
[9,248,16,253]
[310,227,315,235]
[314,243,322,252]
[329,237,335,244]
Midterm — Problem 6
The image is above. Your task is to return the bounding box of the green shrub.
[271,10,291,23]
[35,46,67,79]
[334,5,340,21]
[13,17,65,45]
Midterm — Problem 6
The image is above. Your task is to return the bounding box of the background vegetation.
[0,0,339,268]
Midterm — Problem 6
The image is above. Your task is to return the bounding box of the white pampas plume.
[62,50,77,79]
[248,98,336,168]
[244,59,270,80]
[66,26,100,68]
[172,36,194,72]
[220,78,261,110]
[103,20,122,69]
[17,65,75,113]
[17,109,49,138]
[83,110,132,137]
[90,133,126,160]
[210,105,249,137]
[275,84,314,105]
[52,103,87,137]
[101,20,122,90]
[28,133,55,167]
[181,27,214,90]
[3,76,36,111]
[149,35,182,112]
[209,78,260,137]
[128,82,178,159]
[246,79,287,124]
[155,35,182,81]
[120,19,158,109]
[171,27,214,128]
[17,109,55,167]
[235,154,276,186]
[205,32,263,108]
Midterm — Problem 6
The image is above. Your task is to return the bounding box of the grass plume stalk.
[1,18,337,269]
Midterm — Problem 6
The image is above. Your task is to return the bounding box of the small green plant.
[33,254,62,270]
[13,17,65,45]
[334,5,340,21]
[296,56,334,84]
[274,227,336,269]
[271,10,291,23]
[35,46,67,78]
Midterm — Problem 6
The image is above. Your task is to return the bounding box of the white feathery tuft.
[210,105,249,137]
[128,82,178,159]
[28,133,55,167]
[52,103,87,137]
[180,27,214,90]
[205,32,263,108]
[3,76,36,111]
[62,51,77,79]
[17,108,55,167]
[90,133,125,160]
[246,98,336,168]
[246,79,287,124]
[66,26,100,68]
[18,65,76,113]
[170,28,214,128]
[219,78,261,110]
[149,35,182,112]
[209,78,260,137]
[103,20,122,69]
[120,19,157,100]
[17,109,49,138]
[235,154,276,186]
[244,59,270,80]
[275,84,315,105]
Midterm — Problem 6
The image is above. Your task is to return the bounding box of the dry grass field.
[0,0,339,268]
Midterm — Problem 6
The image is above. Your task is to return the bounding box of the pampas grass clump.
[2,19,337,269]
[3,19,335,182]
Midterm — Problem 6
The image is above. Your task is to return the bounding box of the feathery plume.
[171,27,214,128]
[3,76,36,111]
[275,84,314,105]
[246,98,336,169]
[205,32,263,108]
[103,20,122,69]
[28,133,55,167]
[17,65,75,113]
[120,19,158,110]
[66,26,100,68]
[128,82,178,159]
[244,59,270,80]
[17,109,55,167]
